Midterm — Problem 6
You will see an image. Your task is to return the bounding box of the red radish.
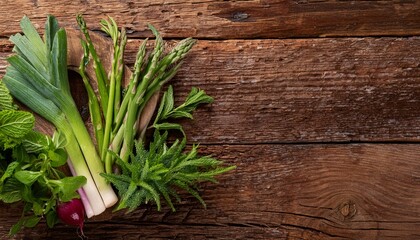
[56,198,85,236]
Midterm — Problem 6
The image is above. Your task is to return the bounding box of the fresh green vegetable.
[2,14,235,235]
[77,15,235,212]
[153,85,214,135]
[101,130,236,212]
[2,15,117,217]
[0,81,15,110]
[0,80,86,235]
[77,15,197,172]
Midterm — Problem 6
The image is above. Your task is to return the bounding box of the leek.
[2,15,117,217]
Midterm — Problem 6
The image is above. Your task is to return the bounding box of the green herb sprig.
[0,81,86,235]
[101,130,235,212]
[153,85,214,135]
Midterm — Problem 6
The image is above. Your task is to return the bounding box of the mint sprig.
[0,79,86,235]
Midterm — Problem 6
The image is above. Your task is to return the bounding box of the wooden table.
[1,1,420,239]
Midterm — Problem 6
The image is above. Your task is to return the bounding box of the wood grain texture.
[0,0,419,39]
[3,37,420,143]
[1,1,420,239]
[2,144,420,240]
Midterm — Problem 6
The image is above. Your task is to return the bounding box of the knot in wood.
[232,12,249,22]
[338,201,357,220]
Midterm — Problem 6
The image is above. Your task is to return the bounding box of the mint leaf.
[0,110,34,139]
[14,171,42,186]
[46,210,58,228]
[1,178,24,203]
[24,215,41,228]
[9,218,24,236]
[8,214,41,236]
[0,190,22,203]
[48,149,68,167]
[50,176,86,202]
[32,201,43,216]
[0,161,20,183]
[21,131,67,167]
[21,131,48,153]
[52,130,66,149]
[0,81,16,111]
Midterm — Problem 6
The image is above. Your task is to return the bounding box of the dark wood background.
[1,0,420,239]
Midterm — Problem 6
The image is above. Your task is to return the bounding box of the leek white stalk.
[67,160,95,218]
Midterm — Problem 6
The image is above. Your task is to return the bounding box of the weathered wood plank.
[1,37,420,143]
[2,144,420,239]
[0,0,419,39]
